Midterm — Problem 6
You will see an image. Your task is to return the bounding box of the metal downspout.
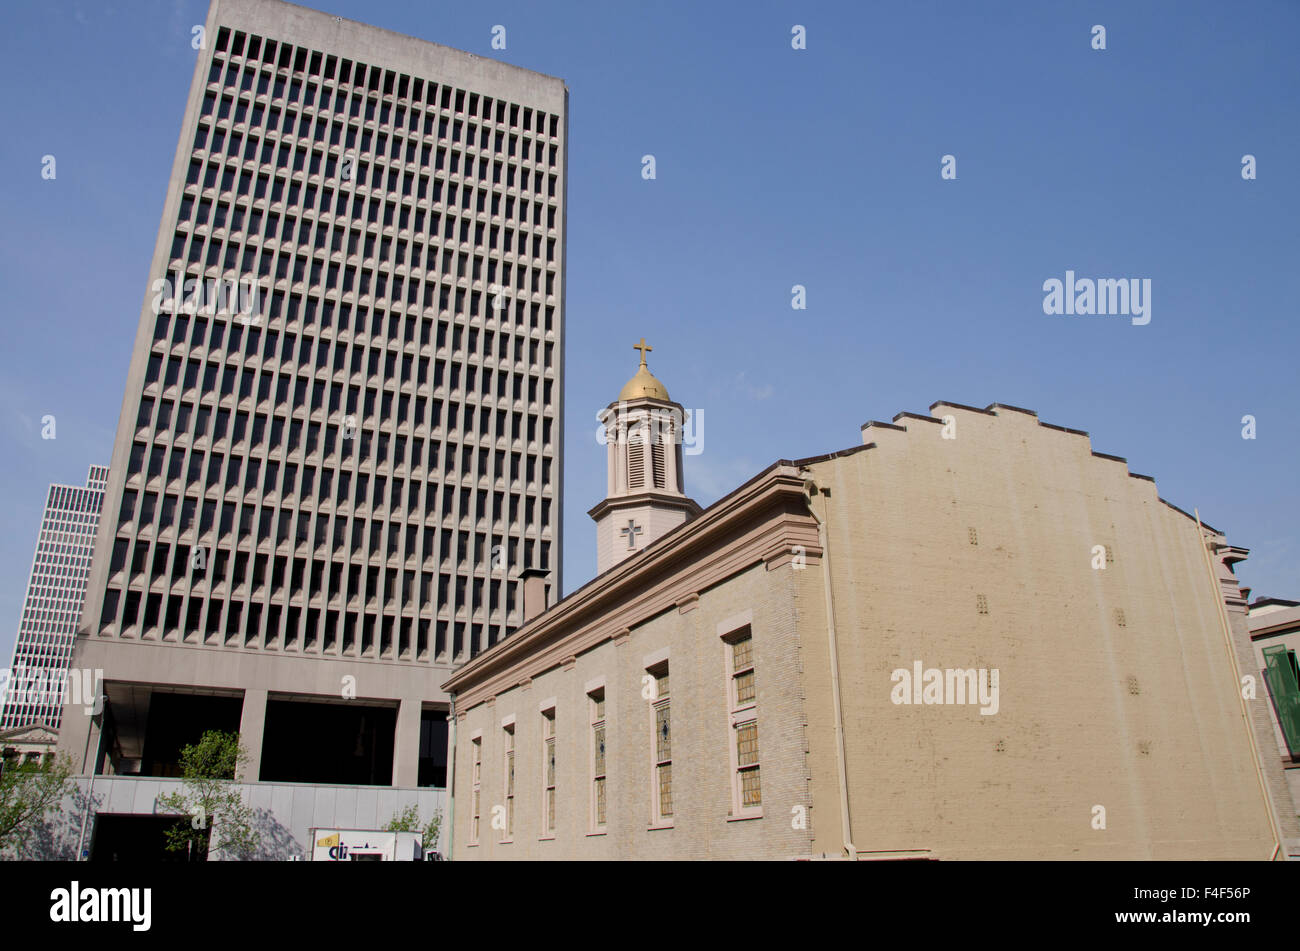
[803,474,856,860]
[445,696,456,861]
[1195,510,1283,861]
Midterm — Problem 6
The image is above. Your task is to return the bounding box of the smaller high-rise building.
[0,466,108,730]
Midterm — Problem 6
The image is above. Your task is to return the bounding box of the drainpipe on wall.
[75,694,106,861]
[445,695,456,862]
[802,472,857,860]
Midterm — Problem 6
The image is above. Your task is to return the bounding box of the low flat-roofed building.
[1249,596,1300,853]
[0,722,59,774]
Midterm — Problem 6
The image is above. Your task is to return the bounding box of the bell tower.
[588,338,701,574]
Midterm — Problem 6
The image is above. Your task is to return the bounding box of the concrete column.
[392,697,423,787]
[55,700,96,774]
[614,417,627,494]
[664,422,680,494]
[605,417,616,497]
[236,688,268,782]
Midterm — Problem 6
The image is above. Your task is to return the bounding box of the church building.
[442,341,1296,860]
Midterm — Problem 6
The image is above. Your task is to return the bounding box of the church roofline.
[0,721,59,740]
[931,400,996,416]
[876,400,1225,536]
[986,401,1037,417]
[892,412,944,426]
[443,459,815,702]
[586,492,703,521]
[445,399,1234,702]
[786,443,876,468]
[1038,421,1091,438]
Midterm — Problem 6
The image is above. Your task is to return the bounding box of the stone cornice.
[586,491,703,520]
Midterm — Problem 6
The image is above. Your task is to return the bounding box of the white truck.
[309,828,424,861]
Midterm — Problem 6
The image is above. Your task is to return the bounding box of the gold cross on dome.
[633,337,652,367]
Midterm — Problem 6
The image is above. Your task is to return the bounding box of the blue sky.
[0,0,1296,666]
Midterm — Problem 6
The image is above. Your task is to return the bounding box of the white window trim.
[588,687,607,834]
[720,623,762,820]
[469,732,483,846]
[646,660,673,829]
[715,610,753,639]
[501,722,515,843]
[539,703,556,839]
[642,647,670,670]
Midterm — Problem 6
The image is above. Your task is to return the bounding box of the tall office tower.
[58,0,565,858]
[1,466,108,731]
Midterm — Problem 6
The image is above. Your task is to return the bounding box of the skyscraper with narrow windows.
[56,0,566,858]
[1,466,108,731]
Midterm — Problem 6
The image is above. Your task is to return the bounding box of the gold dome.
[619,366,670,401]
[619,337,670,401]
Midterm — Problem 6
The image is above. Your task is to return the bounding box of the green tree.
[0,754,74,857]
[384,803,442,852]
[156,730,257,860]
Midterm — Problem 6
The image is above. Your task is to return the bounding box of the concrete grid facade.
[83,0,566,663]
[1,466,108,731]
[56,0,567,856]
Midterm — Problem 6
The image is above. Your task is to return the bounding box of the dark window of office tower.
[258,698,397,785]
[418,707,449,787]
[136,691,244,778]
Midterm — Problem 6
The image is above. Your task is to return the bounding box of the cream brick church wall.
[454,560,814,860]
[805,402,1280,859]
